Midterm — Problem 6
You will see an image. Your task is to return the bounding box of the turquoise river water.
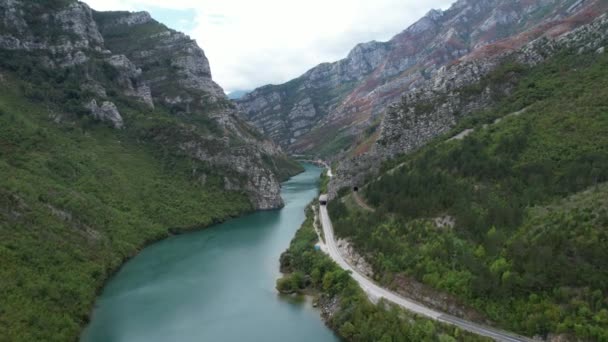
[81,164,340,342]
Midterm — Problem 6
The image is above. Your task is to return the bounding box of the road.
[326,167,333,178]
[318,203,534,342]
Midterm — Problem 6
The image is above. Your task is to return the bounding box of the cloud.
[84,0,455,93]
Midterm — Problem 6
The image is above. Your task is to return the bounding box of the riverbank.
[82,164,338,342]
[277,204,491,341]
[85,161,307,323]
[82,211,243,320]
[0,138,258,342]
[79,164,306,338]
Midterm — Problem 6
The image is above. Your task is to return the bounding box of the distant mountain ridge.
[237,0,605,158]
[228,90,250,100]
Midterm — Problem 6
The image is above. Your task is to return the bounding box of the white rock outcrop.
[85,100,124,129]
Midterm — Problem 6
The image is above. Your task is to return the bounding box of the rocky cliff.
[329,6,608,197]
[0,0,301,209]
[238,0,604,159]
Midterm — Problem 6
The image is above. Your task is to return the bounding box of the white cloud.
[84,0,455,93]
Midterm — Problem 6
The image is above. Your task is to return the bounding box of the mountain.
[0,0,301,210]
[237,0,605,158]
[0,0,301,340]
[330,1,608,196]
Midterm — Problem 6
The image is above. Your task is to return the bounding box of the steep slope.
[0,0,301,210]
[238,0,605,158]
[0,0,300,340]
[325,18,608,341]
[276,207,489,341]
[330,9,608,196]
[90,9,302,208]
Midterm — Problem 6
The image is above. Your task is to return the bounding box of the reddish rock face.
[327,7,608,198]
[238,0,607,159]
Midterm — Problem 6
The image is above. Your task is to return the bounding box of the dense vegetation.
[328,49,608,340]
[0,67,259,341]
[319,169,330,194]
[277,206,489,342]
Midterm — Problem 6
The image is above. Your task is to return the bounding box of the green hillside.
[0,73,255,341]
[328,48,608,340]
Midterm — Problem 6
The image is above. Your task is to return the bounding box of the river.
[81,164,339,342]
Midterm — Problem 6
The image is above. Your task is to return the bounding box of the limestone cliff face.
[329,11,608,197]
[0,0,103,64]
[94,10,226,107]
[377,9,608,158]
[0,0,300,209]
[238,0,604,157]
[92,10,300,209]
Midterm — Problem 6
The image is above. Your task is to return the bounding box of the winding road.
[319,168,534,341]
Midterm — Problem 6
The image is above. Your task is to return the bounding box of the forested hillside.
[328,44,608,341]
[277,206,489,342]
[238,0,606,159]
[0,75,253,341]
[0,1,300,340]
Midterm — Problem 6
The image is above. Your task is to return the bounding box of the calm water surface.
[82,164,339,342]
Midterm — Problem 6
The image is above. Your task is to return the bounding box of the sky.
[84,0,455,93]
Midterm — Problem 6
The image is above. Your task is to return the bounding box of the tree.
[339,322,356,339]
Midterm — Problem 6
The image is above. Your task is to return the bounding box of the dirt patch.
[448,128,474,141]
[353,191,374,212]
[433,215,456,229]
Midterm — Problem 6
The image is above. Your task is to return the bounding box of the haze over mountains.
[228,89,250,100]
